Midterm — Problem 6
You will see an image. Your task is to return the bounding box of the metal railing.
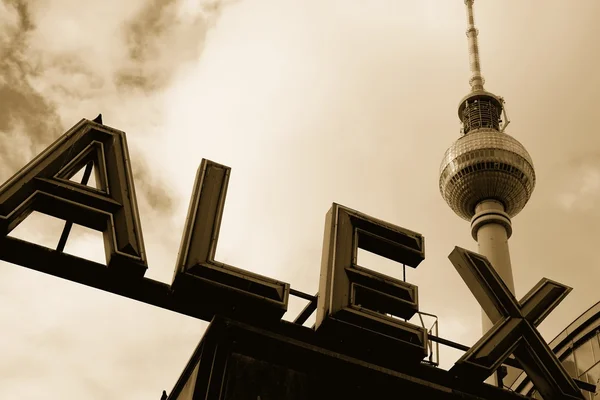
[461,98,502,134]
[288,289,440,366]
[287,288,594,395]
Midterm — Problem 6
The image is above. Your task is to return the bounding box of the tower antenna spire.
[465,0,485,92]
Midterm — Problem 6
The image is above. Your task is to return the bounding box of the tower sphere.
[439,128,535,221]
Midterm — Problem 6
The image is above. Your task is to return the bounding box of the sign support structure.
[0,118,587,399]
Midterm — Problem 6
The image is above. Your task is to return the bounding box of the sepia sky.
[1,0,599,398]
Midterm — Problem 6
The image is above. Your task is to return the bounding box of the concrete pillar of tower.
[470,199,519,388]
[471,199,515,325]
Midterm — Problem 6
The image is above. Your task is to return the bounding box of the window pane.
[591,331,600,364]
[576,340,595,376]
[563,352,577,378]
[584,362,600,394]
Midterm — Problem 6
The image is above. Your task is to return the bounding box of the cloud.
[116,0,238,92]
[0,0,62,177]
[555,158,600,212]
[0,0,238,233]
[131,155,176,215]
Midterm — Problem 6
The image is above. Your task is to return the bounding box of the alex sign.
[0,119,584,399]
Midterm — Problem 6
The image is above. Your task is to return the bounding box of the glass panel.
[571,374,591,400]
[563,352,578,378]
[591,331,600,364]
[576,340,595,377]
[584,362,600,393]
[173,361,200,400]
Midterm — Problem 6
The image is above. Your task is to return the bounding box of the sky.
[0,0,599,398]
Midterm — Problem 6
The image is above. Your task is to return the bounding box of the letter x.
[448,247,584,400]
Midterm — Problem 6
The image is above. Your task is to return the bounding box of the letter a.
[0,118,147,276]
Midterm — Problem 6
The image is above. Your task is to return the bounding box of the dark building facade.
[166,316,532,400]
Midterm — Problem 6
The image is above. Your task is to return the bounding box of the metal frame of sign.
[449,247,584,400]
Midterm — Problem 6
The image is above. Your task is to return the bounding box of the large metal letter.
[449,247,584,400]
[172,159,290,322]
[0,119,147,276]
[315,203,427,364]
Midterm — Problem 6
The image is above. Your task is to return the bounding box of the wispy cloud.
[117,0,237,92]
[0,0,236,217]
[0,0,62,175]
[555,156,600,212]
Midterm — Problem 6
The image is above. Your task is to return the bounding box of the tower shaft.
[471,200,515,332]
[471,200,521,387]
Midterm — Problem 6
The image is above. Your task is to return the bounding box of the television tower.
[439,0,536,334]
